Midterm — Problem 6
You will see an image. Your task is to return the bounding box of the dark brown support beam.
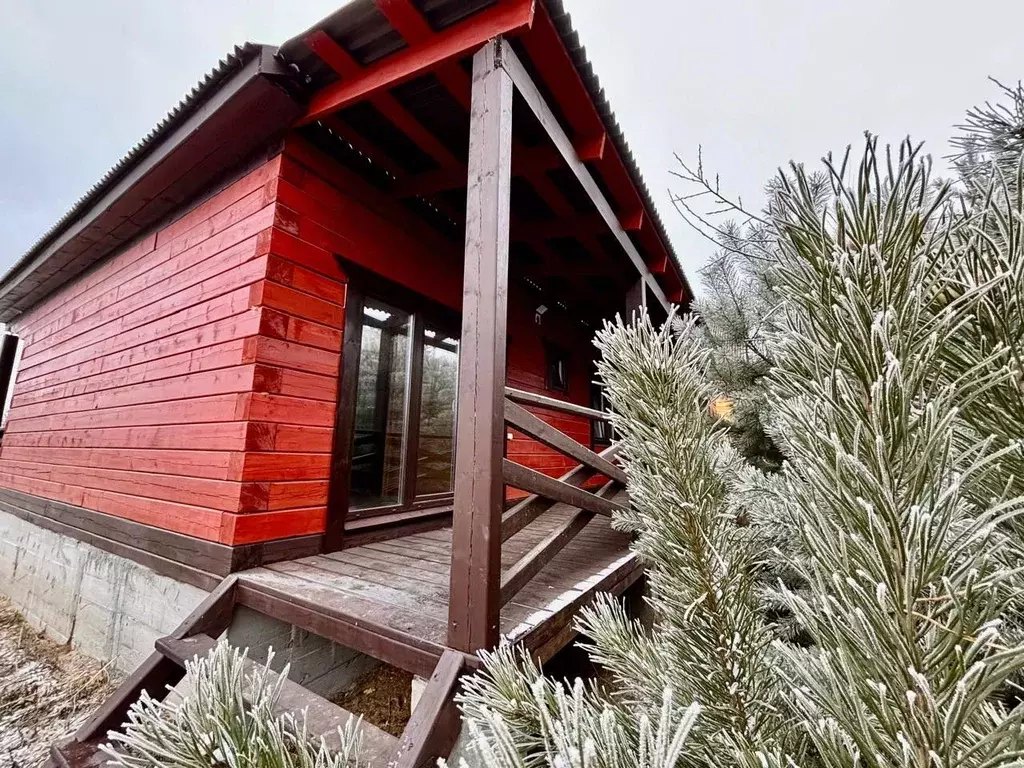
[395,650,467,768]
[498,45,671,312]
[504,399,626,483]
[447,38,514,654]
[505,386,613,422]
[402,313,426,506]
[626,278,646,318]
[503,459,624,517]
[324,285,365,553]
[500,479,617,605]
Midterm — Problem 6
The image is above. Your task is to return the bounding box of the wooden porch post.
[447,37,514,653]
[625,278,647,318]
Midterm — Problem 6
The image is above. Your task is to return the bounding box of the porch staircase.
[46,574,469,768]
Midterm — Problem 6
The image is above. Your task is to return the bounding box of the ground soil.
[332,663,414,737]
[0,597,118,767]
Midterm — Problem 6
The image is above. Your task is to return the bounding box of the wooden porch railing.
[447,35,655,655]
[499,386,628,607]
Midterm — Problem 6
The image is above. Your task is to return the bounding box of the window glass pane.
[416,330,459,496]
[546,344,569,392]
[351,299,410,509]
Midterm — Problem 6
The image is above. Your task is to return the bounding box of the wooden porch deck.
[236,491,640,676]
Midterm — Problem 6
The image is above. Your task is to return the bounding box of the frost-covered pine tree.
[669,155,830,471]
[456,82,1024,768]
[453,311,794,768]
[762,135,1024,767]
[102,642,366,768]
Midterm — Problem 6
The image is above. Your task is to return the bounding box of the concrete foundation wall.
[228,606,379,698]
[0,508,208,675]
[0,508,378,698]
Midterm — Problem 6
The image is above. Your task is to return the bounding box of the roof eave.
[0,44,302,323]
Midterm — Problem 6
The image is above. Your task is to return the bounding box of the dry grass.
[0,596,118,767]
[332,663,413,738]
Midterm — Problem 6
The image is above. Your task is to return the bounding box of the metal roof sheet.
[3,1,691,318]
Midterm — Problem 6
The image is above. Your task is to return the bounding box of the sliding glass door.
[348,296,459,517]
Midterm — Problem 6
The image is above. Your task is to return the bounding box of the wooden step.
[157,634,399,765]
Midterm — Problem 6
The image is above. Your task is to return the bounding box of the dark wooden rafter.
[306,30,461,170]
[325,0,629,310]
[300,1,666,318]
[374,0,471,107]
[497,43,671,311]
[303,0,535,121]
[446,38,514,654]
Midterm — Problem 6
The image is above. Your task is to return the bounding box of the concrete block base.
[0,508,207,675]
[228,606,379,699]
[0,509,379,699]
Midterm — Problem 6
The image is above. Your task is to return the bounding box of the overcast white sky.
[1,0,1022,291]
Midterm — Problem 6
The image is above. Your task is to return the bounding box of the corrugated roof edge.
[540,0,693,304]
[0,42,268,294]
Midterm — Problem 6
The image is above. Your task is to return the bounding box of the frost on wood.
[101,640,366,768]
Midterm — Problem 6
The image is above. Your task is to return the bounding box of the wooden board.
[236,499,637,662]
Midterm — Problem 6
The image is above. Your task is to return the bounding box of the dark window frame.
[544,341,570,394]
[0,333,21,436]
[337,266,461,523]
[590,383,613,448]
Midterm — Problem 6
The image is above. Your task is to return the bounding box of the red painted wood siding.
[505,298,598,499]
[279,136,599,503]
[0,132,607,549]
[0,157,311,546]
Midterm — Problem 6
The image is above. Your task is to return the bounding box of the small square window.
[545,344,569,393]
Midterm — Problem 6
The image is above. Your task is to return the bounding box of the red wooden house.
[0,1,691,764]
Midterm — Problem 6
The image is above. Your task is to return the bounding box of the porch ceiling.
[279,0,692,326]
